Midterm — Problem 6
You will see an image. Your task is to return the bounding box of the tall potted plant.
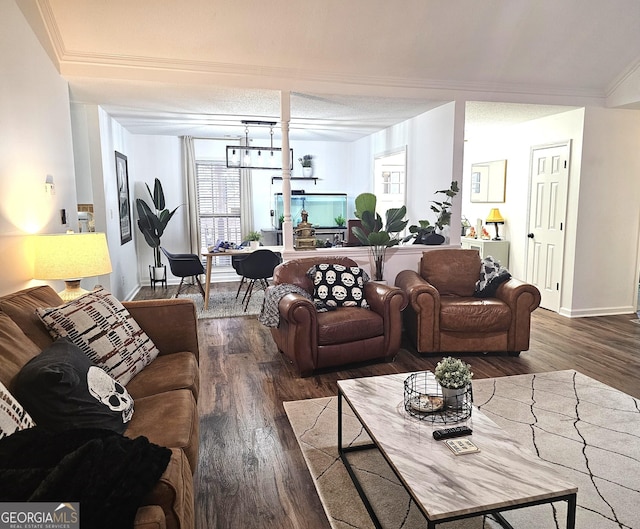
[136,178,180,274]
[351,192,408,281]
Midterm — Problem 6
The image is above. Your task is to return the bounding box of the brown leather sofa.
[395,249,541,355]
[0,285,199,529]
[269,256,408,376]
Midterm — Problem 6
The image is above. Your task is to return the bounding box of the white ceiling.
[17,0,640,141]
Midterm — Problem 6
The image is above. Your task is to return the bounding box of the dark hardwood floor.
[134,283,640,529]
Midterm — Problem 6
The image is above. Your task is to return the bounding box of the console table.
[461,237,509,267]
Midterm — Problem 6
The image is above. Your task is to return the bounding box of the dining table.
[201,246,283,310]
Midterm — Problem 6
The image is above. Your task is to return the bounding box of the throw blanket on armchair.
[259,283,313,327]
[0,427,171,529]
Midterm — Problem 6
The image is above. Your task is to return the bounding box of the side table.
[461,237,509,267]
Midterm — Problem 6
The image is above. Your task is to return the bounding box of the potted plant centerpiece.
[334,215,345,228]
[299,154,314,177]
[404,181,459,245]
[136,178,180,283]
[434,356,473,409]
[245,230,262,249]
[351,192,408,281]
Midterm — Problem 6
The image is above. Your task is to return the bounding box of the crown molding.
[606,56,640,97]
[28,0,607,106]
[56,48,606,106]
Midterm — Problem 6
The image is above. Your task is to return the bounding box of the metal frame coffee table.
[337,373,577,529]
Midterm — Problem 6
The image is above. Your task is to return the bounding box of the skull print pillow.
[307,263,370,311]
[13,338,134,434]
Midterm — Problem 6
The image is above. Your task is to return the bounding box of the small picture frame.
[115,151,132,244]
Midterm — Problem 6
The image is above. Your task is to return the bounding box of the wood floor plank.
[134,284,640,529]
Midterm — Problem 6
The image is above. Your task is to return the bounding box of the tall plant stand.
[149,265,167,290]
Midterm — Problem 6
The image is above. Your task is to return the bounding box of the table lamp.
[32,233,113,301]
[486,208,505,240]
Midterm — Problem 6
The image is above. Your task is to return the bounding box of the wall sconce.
[32,232,112,301]
[486,208,505,240]
[44,174,55,195]
[226,120,294,170]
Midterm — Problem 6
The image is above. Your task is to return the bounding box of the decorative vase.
[250,240,259,250]
[302,166,313,178]
[441,386,466,410]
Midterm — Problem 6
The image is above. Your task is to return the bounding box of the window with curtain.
[196,161,241,264]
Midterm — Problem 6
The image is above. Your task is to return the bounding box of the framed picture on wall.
[115,151,132,244]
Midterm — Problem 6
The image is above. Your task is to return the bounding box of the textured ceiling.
[17,0,640,141]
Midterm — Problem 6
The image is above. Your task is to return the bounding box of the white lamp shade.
[33,233,112,280]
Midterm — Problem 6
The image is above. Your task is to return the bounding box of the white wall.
[351,102,460,233]
[462,108,585,282]
[125,135,184,293]
[0,0,78,295]
[569,107,640,316]
[462,106,640,316]
[68,105,148,299]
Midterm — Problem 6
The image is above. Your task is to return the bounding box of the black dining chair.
[234,249,282,311]
[160,247,206,300]
[231,241,252,300]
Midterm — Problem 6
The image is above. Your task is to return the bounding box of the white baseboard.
[558,305,636,318]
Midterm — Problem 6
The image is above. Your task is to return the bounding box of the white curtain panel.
[181,136,200,254]
[240,136,253,240]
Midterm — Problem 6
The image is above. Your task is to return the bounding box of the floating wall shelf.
[271,177,318,185]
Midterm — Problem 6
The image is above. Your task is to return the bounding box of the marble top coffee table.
[337,373,578,529]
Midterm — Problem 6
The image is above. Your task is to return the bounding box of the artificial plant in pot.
[434,356,473,409]
[351,192,408,281]
[299,154,314,177]
[403,180,459,245]
[136,178,180,274]
[245,230,262,249]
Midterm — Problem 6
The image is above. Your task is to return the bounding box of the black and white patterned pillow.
[0,381,34,439]
[474,256,512,298]
[36,288,159,385]
[307,263,369,311]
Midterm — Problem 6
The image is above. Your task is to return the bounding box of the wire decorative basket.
[403,371,472,424]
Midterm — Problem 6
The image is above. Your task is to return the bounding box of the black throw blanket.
[0,427,171,529]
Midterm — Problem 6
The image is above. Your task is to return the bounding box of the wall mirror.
[470,159,507,202]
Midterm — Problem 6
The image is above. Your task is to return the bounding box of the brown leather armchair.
[395,249,541,356]
[269,256,408,377]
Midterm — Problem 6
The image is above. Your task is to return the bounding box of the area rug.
[284,370,640,529]
[183,288,263,319]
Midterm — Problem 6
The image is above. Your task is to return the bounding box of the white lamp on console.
[32,232,112,301]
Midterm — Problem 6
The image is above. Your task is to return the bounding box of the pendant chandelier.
[226,120,294,170]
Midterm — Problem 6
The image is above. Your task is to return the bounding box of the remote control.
[433,426,473,440]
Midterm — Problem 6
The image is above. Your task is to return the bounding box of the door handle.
[527,233,535,239]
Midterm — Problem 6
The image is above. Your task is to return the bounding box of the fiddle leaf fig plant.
[352,192,408,281]
[431,180,460,231]
[136,178,180,268]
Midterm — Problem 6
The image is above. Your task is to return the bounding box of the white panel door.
[526,143,570,312]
